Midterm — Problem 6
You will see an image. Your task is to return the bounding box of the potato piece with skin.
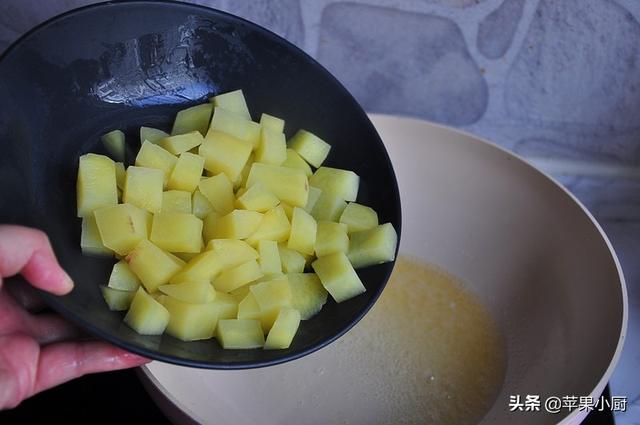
[315,221,349,257]
[312,252,366,303]
[126,240,185,293]
[304,186,322,213]
[159,280,215,304]
[114,162,126,190]
[288,130,331,168]
[281,148,312,177]
[213,259,263,293]
[246,163,309,207]
[212,291,238,320]
[124,287,170,335]
[107,260,141,291]
[170,250,222,284]
[259,113,284,133]
[235,183,279,212]
[339,202,379,233]
[77,153,118,217]
[161,190,192,214]
[123,166,164,213]
[94,203,148,255]
[162,296,218,341]
[198,173,235,215]
[135,141,177,185]
[172,103,213,136]
[311,191,347,222]
[192,189,214,219]
[288,207,317,255]
[167,152,205,193]
[80,216,112,257]
[216,319,264,349]
[245,206,290,246]
[278,244,306,273]
[210,90,251,120]
[140,126,169,144]
[150,212,203,253]
[210,210,263,240]
[208,107,261,148]
[206,239,259,270]
[255,127,286,165]
[100,286,135,311]
[101,129,126,162]
[264,307,301,349]
[199,131,252,182]
[250,275,291,313]
[159,131,204,155]
[258,240,282,276]
[287,273,328,320]
[309,167,359,202]
[348,223,398,269]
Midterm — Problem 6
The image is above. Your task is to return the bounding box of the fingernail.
[62,271,74,292]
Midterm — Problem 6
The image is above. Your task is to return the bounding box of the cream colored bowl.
[140,115,627,425]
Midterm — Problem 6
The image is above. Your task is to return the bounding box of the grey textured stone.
[317,3,488,126]
[477,0,524,59]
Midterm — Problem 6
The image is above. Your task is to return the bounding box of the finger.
[0,334,39,410]
[0,225,73,295]
[4,279,47,312]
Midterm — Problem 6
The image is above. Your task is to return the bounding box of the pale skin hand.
[0,225,149,410]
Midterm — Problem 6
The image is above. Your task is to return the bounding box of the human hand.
[0,225,149,409]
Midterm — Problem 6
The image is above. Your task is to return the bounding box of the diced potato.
[258,240,282,276]
[192,188,214,219]
[172,103,213,136]
[213,259,263,293]
[201,211,221,243]
[235,183,279,212]
[311,190,347,222]
[255,127,286,165]
[199,130,252,182]
[250,276,291,313]
[339,202,379,233]
[280,203,294,221]
[124,287,170,335]
[278,244,306,273]
[264,307,301,349]
[288,273,328,320]
[114,162,126,190]
[210,210,263,240]
[309,167,359,202]
[100,286,135,311]
[159,280,215,304]
[161,190,192,214]
[237,292,261,320]
[198,173,235,215]
[94,203,148,255]
[210,90,251,120]
[107,260,141,291]
[167,152,205,193]
[212,291,238,320]
[281,148,312,177]
[135,141,177,184]
[216,319,265,349]
[150,212,203,253]
[236,152,254,188]
[315,221,349,257]
[304,186,322,213]
[170,250,222,284]
[208,107,261,148]
[159,131,204,155]
[245,206,290,246]
[77,153,118,217]
[80,215,112,256]
[101,129,126,162]
[126,240,185,292]
[288,207,317,255]
[288,129,331,168]
[348,223,398,269]
[163,296,218,341]
[246,163,309,207]
[206,239,259,270]
[123,166,164,213]
[312,252,365,303]
[140,126,170,144]
[259,113,284,133]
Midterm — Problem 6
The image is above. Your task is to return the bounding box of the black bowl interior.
[0,0,401,368]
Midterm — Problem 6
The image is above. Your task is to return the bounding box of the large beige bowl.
[140,115,627,425]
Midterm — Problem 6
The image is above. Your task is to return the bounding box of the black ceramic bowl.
[0,0,401,368]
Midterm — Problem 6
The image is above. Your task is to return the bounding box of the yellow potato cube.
[161,190,192,214]
[255,127,286,165]
[150,212,203,253]
[159,131,204,155]
[278,244,306,273]
[311,190,347,222]
[174,251,201,262]
[213,259,263,293]
[167,152,205,193]
[246,163,309,207]
[264,307,301,349]
[163,296,218,341]
[206,239,259,270]
[237,292,278,333]
[135,141,177,184]
[216,319,265,349]
[281,148,312,177]
[212,291,239,320]
[258,240,282,275]
[123,166,164,213]
[172,103,213,136]
[199,130,252,182]
[304,186,322,213]
[288,207,317,255]
[288,129,331,168]
[80,216,112,256]
[348,223,398,269]
[250,275,291,313]
[192,188,214,219]
[126,240,185,293]
[159,280,215,304]
[208,107,261,148]
[245,206,290,246]
[201,210,221,243]
[170,250,222,284]
[339,202,379,233]
[101,129,126,162]
[315,221,349,257]
[100,286,135,311]
[124,287,170,335]
[198,173,235,215]
[309,166,359,202]
[259,113,285,133]
[280,203,294,221]
[107,260,141,291]
[287,273,328,320]
[210,210,263,240]
[77,153,118,217]
[235,183,279,212]
[140,126,169,144]
[114,162,126,190]
[236,152,254,189]
[312,252,365,303]
[210,89,251,120]
[94,203,148,255]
